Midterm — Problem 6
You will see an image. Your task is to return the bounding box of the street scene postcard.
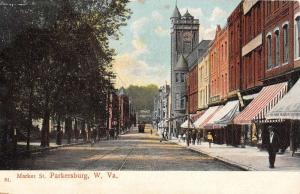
[0,0,300,194]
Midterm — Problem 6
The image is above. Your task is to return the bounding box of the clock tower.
[170,6,199,135]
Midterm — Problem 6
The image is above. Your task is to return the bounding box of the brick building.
[263,1,295,86]
[209,25,229,105]
[228,2,242,98]
[186,40,211,114]
[241,0,264,93]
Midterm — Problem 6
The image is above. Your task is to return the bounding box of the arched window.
[274,29,280,67]
[283,23,289,63]
[267,33,272,69]
[295,15,300,59]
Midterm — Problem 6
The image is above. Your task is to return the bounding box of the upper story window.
[175,73,179,82]
[275,29,280,67]
[175,93,180,109]
[180,73,185,82]
[180,97,185,109]
[267,34,272,69]
[183,41,191,54]
[225,41,227,61]
[283,23,289,64]
[294,15,300,60]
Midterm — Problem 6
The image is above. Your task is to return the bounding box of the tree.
[0,0,131,149]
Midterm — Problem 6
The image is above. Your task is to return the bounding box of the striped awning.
[234,82,288,125]
[180,111,204,129]
[194,106,221,129]
[266,78,300,120]
[204,100,240,129]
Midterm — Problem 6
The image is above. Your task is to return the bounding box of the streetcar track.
[79,147,121,170]
[117,148,134,170]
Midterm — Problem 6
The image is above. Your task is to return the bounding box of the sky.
[110,0,241,88]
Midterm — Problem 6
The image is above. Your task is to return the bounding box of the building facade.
[170,7,199,130]
[241,0,264,93]
[153,84,170,132]
[186,40,211,114]
[228,2,242,98]
[263,1,295,85]
[198,51,210,110]
[209,25,229,105]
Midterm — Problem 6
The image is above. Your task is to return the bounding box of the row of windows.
[199,87,208,108]
[266,22,289,70]
[210,73,228,97]
[199,61,209,82]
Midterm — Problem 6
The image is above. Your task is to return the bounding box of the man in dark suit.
[267,126,280,168]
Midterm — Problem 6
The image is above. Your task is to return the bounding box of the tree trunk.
[56,116,62,145]
[41,91,50,147]
[81,121,87,142]
[26,94,33,151]
[65,117,72,144]
[41,109,50,147]
[74,118,78,142]
[87,123,91,142]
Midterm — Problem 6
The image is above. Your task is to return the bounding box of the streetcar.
[138,123,145,133]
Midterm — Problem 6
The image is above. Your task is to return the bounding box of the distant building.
[153,84,170,133]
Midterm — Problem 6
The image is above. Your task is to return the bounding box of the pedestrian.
[192,130,196,145]
[183,132,186,142]
[207,132,213,148]
[178,134,182,143]
[187,130,191,146]
[150,129,153,135]
[196,131,201,145]
[267,126,280,168]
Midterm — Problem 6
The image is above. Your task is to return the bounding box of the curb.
[169,140,257,171]
[22,142,88,156]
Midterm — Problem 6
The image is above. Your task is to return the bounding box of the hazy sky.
[111,0,240,88]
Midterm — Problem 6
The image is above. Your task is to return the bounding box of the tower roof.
[118,87,126,96]
[174,55,188,71]
[183,9,193,18]
[171,5,181,18]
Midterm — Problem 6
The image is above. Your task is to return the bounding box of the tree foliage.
[0,0,131,148]
[126,84,159,112]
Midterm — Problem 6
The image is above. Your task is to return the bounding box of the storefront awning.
[204,100,240,129]
[180,111,204,129]
[266,78,300,120]
[234,82,288,125]
[194,106,221,129]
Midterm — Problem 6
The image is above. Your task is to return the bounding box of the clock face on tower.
[183,31,193,41]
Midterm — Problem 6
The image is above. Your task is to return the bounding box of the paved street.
[11,127,241,171]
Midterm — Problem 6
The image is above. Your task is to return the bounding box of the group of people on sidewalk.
[175,125,297,169]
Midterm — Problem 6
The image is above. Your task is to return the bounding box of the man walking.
[207,132,213,148]
[267,126,280,168]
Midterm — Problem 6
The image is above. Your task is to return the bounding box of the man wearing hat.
[267,126,280,168]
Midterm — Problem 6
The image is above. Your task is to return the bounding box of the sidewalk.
[170,139,300,171]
